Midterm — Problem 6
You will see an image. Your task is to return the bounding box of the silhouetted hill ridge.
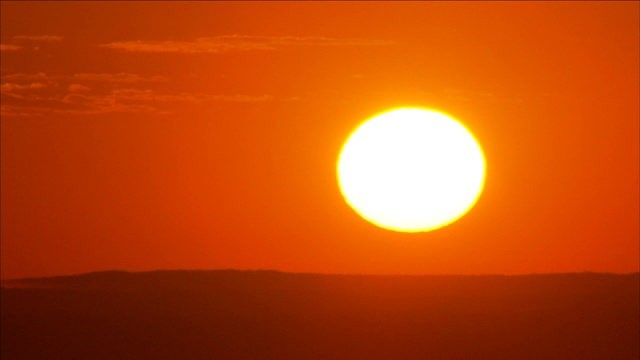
[3,269,638,290]
[3,270,638,360]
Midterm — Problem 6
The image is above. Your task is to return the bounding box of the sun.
[337,108,486,232]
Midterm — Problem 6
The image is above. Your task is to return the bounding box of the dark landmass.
[2,270,638,359]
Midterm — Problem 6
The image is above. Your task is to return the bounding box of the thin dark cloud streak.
[73,73,169,83]
[13,35,63,42]
[0,70,281,116]
[0,36,63,53]
[1,85,274,116]
[0,44,21,51]
[99,35,394,54]
[3,72,167,84]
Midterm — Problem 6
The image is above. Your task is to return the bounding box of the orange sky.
[1,2,638,279]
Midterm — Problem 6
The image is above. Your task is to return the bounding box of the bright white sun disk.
[337,108,486,232]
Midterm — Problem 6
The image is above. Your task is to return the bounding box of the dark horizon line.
[3,268,639,283]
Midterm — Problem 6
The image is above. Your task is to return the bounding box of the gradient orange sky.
[1,2,638,279]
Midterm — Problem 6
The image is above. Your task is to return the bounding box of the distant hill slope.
[2,270,638,360]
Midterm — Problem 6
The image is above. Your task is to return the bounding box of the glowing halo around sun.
[337,108,486,233]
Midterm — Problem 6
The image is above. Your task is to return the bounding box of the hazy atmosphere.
[2,2,638,279]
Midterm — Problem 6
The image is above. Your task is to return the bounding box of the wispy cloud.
[3,72,55,81]
[0,104,42,117]
[73,73,168,83]
[1,82,47,93]
[109,88,273,103]
[100,35,393,54]
[1,70,275,116]
[60,92,161,114]
[64,88,272,109]
[2,86,273,116]
[67,84,91,92]
[0,36,63,54]
[112,89,273,104]
[13,35,63,42]
[0,44,21,52]
[3,72,167,85]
